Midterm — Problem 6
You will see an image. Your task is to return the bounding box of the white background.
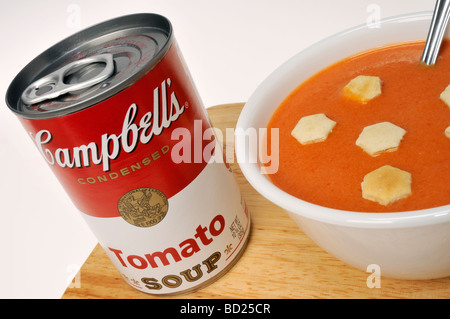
[0,0,435,298]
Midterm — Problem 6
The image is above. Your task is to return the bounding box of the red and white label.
[20,44,211,218]
[18,42,250,294]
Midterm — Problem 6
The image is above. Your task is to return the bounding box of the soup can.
[5,13,250,295]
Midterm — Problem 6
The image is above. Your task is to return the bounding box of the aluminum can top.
[6,13,173,119]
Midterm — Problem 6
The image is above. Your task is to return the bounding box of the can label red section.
[19,44,211,218]
[8,14,250,295]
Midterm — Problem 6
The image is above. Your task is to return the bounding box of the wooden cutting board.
[62,103,450,299]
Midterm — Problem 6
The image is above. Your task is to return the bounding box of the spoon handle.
[421,0,450,65]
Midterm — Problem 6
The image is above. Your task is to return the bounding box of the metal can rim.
[5,13,174,120]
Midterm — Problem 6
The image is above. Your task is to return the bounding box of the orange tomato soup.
[266,40,450,212]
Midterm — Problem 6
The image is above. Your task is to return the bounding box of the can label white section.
[81,160,250,294]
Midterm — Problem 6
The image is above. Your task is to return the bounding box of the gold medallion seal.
[118,187,169,227]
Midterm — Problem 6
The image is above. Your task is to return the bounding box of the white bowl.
[235,12,450,280]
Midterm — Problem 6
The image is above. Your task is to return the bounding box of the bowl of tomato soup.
[236,13,450,280]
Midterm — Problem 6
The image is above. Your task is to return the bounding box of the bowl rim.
[236,11,450,229]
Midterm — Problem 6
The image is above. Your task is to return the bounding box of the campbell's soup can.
[5,13,250,295]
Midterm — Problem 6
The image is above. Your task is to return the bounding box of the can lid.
[6,13,173,119]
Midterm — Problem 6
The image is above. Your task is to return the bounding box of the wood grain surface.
[62,103,450,299]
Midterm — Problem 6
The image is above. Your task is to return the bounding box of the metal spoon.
[421,0,450,65]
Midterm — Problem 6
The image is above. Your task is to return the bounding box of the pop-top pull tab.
[21,53,114,105]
